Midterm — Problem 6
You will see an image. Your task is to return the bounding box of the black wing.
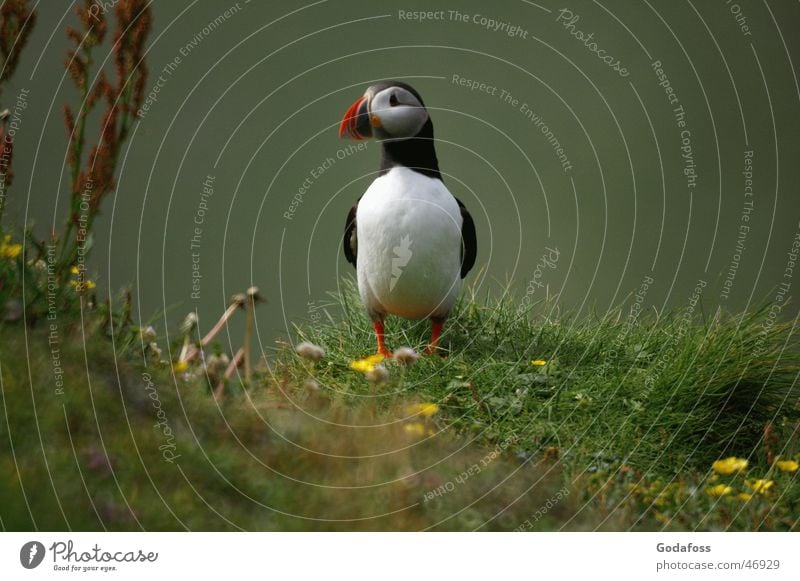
[456,197,477,278]
[343,199,359,268]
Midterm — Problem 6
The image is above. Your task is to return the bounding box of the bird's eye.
[389,93,399,107]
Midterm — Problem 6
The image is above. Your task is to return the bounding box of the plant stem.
[181,297,244,363]
[214,347,244,400]
[244,294,254,385]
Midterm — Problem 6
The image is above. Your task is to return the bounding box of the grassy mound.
[295,281,798,474]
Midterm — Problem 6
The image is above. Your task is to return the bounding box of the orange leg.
[373,320,392,357]
[424,318,444,355]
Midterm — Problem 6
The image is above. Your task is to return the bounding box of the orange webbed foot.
[373,320,392,359]
[424,318,446,356]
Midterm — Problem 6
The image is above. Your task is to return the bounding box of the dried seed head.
[246,286,263,303]
[147,342,161,359]
[393,347,419,366]
[366,365,389,383]
[205,353,230,377]
[139,325,156,342]
[295,341,325,361]
[205,353,226,371]
[180,312,198,334]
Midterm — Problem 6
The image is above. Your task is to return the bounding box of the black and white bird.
[339,81,477,356]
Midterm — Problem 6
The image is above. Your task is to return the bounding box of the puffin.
[338,81,477,356]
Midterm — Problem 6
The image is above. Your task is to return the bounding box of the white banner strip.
[1,532,796,580]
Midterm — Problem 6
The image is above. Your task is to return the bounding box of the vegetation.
[1,0,150,326]
[1,278,798,531]
[0,315,566,531]
[0,0,797,532]
[286,280,800,530]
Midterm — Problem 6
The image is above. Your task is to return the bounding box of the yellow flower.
[711,456,748,475]
[1,241,22,259]
[407,402,439,417]
[349,354,385,373]
[775,460,799,473]
[737,493,752,501]
[69,279,96,291]
[173,360,189,373]
[1,236,21,259]
[531,359,547,366]
[706,484,732,497]
[404,422,426,437]
[71,265,79,274]
[403,422,435,437]
[746,479,774,494]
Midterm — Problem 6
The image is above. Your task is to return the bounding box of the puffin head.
[339,81,430,141]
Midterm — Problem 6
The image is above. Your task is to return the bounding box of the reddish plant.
[61,0,151,270]
[0,0,36,220]
[0,116,13,198]
[0,0,36,85]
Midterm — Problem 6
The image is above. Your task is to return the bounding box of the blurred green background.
[4,0,799,350]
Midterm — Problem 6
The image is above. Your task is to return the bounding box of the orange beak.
[339,96,369,140]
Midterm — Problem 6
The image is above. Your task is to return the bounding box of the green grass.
[1,279,798,531]
[297,280,799,465]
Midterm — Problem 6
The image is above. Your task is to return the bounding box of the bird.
[338,81,477,357]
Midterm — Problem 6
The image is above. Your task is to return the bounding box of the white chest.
[355,167,463,320]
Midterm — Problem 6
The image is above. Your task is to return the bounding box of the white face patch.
[370,87,429,139]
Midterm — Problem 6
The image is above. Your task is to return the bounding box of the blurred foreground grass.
[1,280,798,530]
